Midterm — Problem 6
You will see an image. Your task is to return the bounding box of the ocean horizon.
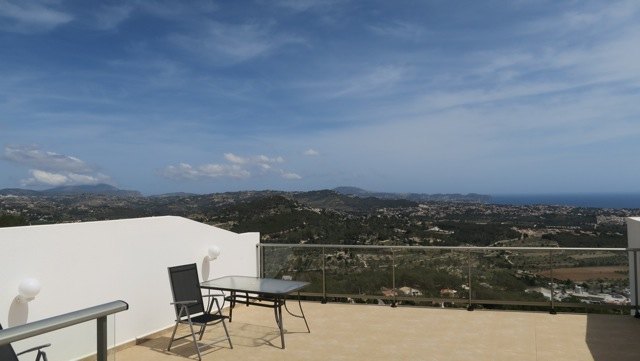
[490,193,640,209]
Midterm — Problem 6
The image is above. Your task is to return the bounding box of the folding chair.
[167,264,232,360]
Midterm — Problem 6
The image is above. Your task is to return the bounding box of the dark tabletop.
[200,276,309,296]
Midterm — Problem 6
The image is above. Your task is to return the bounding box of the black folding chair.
[0,323,50,361]
[167,264,232,360]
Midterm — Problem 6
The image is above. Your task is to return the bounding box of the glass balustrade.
[259,243,635,314]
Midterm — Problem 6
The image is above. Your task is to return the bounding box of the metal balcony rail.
[257,244,639,317]
[0,300,129,361]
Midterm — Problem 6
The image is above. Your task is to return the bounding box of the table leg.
[274,300,285,349]
[228,291,235,322]
[283,291,310,333]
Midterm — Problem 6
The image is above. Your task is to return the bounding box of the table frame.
[200,276,310,349]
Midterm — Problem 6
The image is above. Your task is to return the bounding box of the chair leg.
[221,317,233,349]
[198,324,207,340]
[167,320,180,351]
[186,314,202,361]
[36,350,48,361]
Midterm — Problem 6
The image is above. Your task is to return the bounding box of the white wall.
[0,216,259,360]
[628,217,640,311]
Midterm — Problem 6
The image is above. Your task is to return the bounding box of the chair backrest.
[0,323,20,361]
[168,264,205,318]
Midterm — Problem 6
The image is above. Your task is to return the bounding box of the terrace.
[1,216,639,361]
[123,302,640,361]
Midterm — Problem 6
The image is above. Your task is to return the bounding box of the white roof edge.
[0,215,240,235]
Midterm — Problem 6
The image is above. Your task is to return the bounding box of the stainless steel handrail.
[257,243,626,251]
[0,300,129,361]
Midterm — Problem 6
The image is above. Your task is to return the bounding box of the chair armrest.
[170,300,197,305]
[16,343,51,356]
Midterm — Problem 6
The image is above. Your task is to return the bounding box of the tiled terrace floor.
[118,302,640,361]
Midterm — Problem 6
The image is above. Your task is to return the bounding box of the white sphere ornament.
[18,278,41,303]
[208,245,221,260]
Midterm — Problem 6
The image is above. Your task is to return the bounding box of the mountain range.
[0,184,489,203]
[0,184,141,197]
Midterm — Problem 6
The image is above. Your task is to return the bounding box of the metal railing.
[258,244,639,315]
[0,300,129,361]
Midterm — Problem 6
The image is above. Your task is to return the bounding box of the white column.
[627,217,640,315]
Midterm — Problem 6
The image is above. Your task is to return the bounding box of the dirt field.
[539,266,629,282]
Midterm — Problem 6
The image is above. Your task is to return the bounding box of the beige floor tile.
[114,303,640,361]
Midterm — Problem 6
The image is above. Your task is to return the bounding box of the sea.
[489,193,640,209]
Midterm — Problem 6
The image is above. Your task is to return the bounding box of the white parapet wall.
[628,217,640,312]
[0,216,259,360]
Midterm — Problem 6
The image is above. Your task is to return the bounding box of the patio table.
[200,276,310,348]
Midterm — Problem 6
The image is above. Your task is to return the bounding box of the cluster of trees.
[0,213,27,227]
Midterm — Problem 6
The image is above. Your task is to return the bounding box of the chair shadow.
[139,335,227,360]
[137,322,284,359]
[585,313,640,361]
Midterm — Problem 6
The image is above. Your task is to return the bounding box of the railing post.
[549,249,556,315]
[391,247,397,308]
[256,244,261,278]
[634,250,639,318]
[97,316,107,361]
[321,246,327,304]
[467,249,474,311]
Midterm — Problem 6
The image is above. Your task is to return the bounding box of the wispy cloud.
[268,0,339,12]
[303,149,319,156]
[169,20,305,64]
[93,4,134,30]
[0,0,73,33]
[369,21,426,41]
[161,153,299,182]
[298,65,409,100]
[2,145,111,187]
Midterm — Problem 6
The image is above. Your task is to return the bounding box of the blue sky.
[1,0,639,195]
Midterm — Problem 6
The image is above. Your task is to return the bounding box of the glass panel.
[394,248,466,307]
[261,246,324,294]
[261,245,294,278]
[470,248,551,305]
[324,247,393,304]
[550,249,630,309]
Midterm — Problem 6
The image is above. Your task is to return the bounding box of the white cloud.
[21,169,110,187]
[224,153,248,164]
[161,153,293,182]
[3,145,113,187]
[162,162,251,180]
[0,0,73,33]
[281,172,302,180]
[304,149,319,156]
